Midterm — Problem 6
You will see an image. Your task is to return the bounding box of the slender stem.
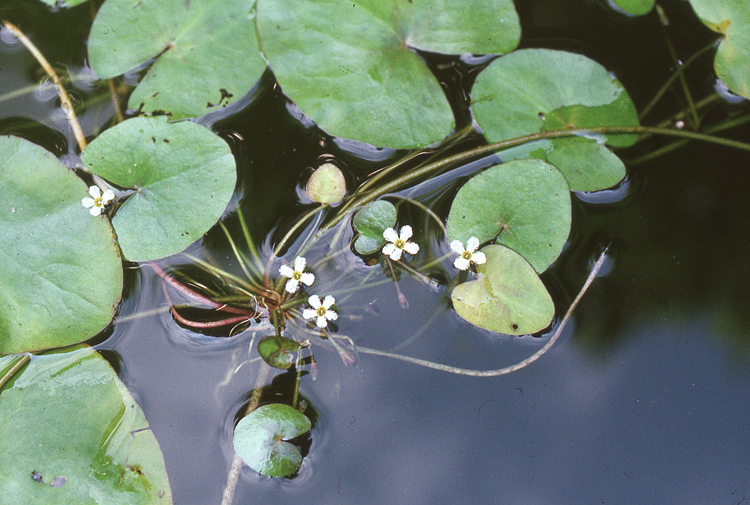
[236,210,266,274]
[3,21,87,152]
[0,354,31,391]
[355,249,608,376]
[272,204,327,258]
[658,16,701,128]
[639,40,716,121]
[221,364,270,505]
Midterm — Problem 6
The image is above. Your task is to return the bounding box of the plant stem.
[3,21,87,152]
[0,354,31,391]
[354,249,608,376]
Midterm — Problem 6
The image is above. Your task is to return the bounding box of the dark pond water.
[2,0,750,504]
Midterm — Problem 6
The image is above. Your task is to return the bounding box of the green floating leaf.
[446,159,571,273]
[451,245,554,335]
[88,0,266,119]
[305,163,346,204]
[0,347,172,503]
[0,136,122,355]
[233,403,311,477]
[38,0,89,7]
[258,336,301,370]
[80,117,236,262]
[472,48,639,190]
[686,0,750,99]
[257,0,520,148]
[353,200,397,255]
[610,0,654,16]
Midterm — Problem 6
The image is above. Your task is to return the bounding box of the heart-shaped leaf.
[233,403,311,477]
[88,0,266,118]
[258,336,301,370]
[256,0,520,148]
[610,0,654,16]
[686,0,750,99]
[305,163,346,204]
[80,117,237,262]
[0,346,172,503]
[451,245,554,335]
[0,136,122,355]
[353,200,397,255]
[446,159,571,273]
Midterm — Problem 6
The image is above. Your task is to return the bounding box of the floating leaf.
[256,0,520,148]
[88,0,266,118]
[353,200,397,255]
[233,403,311,477]
[0,136,122,355]
[305,163,346,204]
[472,48,638,190]
[38,0,89,7]
[258,336,301,370]
[446,159,571,273]
[80,117,236,262]
[0,347,172,503]
[686,0,750,99]
[610,0,654,16]
[451,245,554,335]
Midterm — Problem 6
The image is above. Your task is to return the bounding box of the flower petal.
[454,256,470,270]
[315,315,328,328]
[300,272,315,286]
[307,295,321,309]
[450,240,465,254]
[285,278,300,293]
[88,186,101,198]
[466,236,480,253]
[101,189,116,204]
[89,205,102,216]
[303,308,317,320]
[403,241,419,255]
[399,225,413,241]
[279,264,295,278]
[325,309,338,321]
[383,227,399,243]
[293,256,307,272]
[382,243,397,257]
[472,251,487,265]
[82,197,95,208]
[321,295,336,309]
[388,247,403,261]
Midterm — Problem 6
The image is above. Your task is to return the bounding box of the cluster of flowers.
[278,225,486,330]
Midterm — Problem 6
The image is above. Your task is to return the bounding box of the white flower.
[81,185,115,216]
[279,256,315,293]
[450,237,486,271]
[303,295,338,328]
[382,225,419,261]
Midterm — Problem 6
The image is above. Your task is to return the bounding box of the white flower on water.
[450,237,486,271]
[382,225,419,261]
[82,185,115,216]
[303,295,337,328]
[279,256,315,294]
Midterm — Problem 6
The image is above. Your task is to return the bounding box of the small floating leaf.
[353,200,397,255]
[258,336,301,370]
[305,163,346,204]
[256,0,520,148]
[233,403,311,477]
[446,159,571,273]
[472,48,638,190]
[686,0,750,99]
[610,0,654,16]
[0,136,122,355]
[451,245,554,335]
[88,0,266,118]
[0,347,172,502]
[80,117,236,262]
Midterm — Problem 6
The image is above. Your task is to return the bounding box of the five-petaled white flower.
[303,295,338,328]
[450,237,486,270]
[382,225,419,261]
[279,256,315,294]
[82,185,115,216]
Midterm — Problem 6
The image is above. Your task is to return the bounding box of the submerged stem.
[355,249,608,376]
[0,354,31,391]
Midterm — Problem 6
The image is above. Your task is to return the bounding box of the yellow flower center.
[394,239,405,249]
[462,251,472,260]
[292,271,302,280]
[316,306,327,317]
